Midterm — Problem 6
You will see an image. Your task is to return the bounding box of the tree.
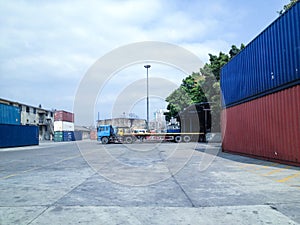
[278,0,298,14]
[229,44,245,58]
[165,44,245,130]
[165,87,193,121]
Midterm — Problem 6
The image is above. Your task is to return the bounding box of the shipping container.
[54,121,75,131]
[0,103,21,125]
[54,110,74,122]
[54,131,76,142]
[222,85,300,166]
[221,2,300,108]
[74,131,83,141]
[178,103,212,141]
[0,124,39,148]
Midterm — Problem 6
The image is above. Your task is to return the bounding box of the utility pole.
[144,65,151,131]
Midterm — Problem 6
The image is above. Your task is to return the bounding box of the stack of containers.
[220,2,300,166]
[54,110,75,142]
[0,103,38,147]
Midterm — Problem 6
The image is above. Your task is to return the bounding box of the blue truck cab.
[97,125,115,144]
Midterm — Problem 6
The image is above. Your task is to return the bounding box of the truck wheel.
[174,136,182,143]
[183,135,191,143]
[101,137,109,144]
[125,136,133,144]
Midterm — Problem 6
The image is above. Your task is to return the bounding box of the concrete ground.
[0,140,299,225]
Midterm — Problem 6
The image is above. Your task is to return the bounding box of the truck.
[97,124,204,144]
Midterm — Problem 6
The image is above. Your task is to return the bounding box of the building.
[74,125,91,140]
[0,98,54,141]
[152,109,167,131]
[97,118,146,129]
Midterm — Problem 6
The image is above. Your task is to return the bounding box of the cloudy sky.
[0,0,288,125]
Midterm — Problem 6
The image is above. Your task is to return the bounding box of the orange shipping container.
[222,85,300,166]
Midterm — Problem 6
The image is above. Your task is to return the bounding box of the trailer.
[97,125,204,144]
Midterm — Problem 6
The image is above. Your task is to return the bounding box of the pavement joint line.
[39,171,99,221]
[26,205,50,225]
[276,171,300,183]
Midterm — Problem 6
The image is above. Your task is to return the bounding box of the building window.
[46,112,48,116]
[50,112,53,117]
[26,106,30,113]
[33,108,36,114]
[19,106,22,112]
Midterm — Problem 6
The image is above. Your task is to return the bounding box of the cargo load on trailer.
[97,124,204,144]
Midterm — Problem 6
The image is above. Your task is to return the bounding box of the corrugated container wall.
[54,121,75,132]
[222,85,300,166]
[0,124,39,148]
[0,103,21,125]
[221,2,300,108]
[54,110,74,122]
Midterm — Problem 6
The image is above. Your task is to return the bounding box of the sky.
[0,0,289,126]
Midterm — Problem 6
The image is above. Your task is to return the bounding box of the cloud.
[0,0,285,125]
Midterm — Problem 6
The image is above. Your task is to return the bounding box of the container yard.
[221,2,300,166]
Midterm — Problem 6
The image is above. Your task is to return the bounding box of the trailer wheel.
[174,136,182,143]
[101,137,109,144]
[183,135,191,143]
[125,136,133,144]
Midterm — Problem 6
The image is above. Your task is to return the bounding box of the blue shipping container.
[0,103,21,125]
[0,124,39,148]
[63,131,75,141]
[221,2,300,108]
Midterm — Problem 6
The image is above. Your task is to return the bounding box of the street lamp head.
[144,65,151,69]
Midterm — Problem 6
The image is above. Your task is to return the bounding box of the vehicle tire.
[101,136,109,144]
[183,135,191,143]
[125,136,133,144]
[174,136,182,143]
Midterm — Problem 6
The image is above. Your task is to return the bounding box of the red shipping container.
[54,110,74,122]
[222,85,300,166]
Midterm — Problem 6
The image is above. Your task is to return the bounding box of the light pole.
[144,65,151,131]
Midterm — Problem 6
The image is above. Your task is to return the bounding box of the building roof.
[0,97,54,112]
[74,125,90,132]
